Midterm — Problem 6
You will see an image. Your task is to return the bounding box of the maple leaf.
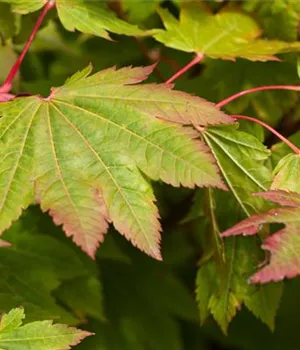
[0,64,231,259]
[271,153,300,193]
[244,0,300,41]
[4,0,151,39]
[201,125,272,215]
[0,308,92,349]
[193,126,281,332]
[154,2,300,61]
[222,190,300,283]
[2,0,45,14]
[196,237,282,333]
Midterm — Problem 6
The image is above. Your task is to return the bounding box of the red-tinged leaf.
[0,65,230,259]
[0,238,10,247]
[0,93,15,102]
[271,153,300,193]
[222,190,300,283]
[0,308,92,349]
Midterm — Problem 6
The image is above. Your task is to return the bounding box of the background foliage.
[0,0,300,349]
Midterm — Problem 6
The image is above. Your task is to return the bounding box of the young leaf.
[55,0,150,40]
[0,308,91,349]
[202,125,272,215]
[5,0,153,39]
[0,65,231,259]
[272,153,300,193]
[154,3,300,61]
[195,189,282,333]
[197,236,282,333]
[2,0,45,14]
[222,190,300,283]
[194,126,280,332]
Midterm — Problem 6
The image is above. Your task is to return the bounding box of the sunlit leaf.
[0,64,231,259]
[222,190,300,283]
[154,3,300,61]
[0,308,91,349]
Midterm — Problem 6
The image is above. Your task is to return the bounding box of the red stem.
[216,85,300,109]
[165,54,204,84]
[233,115,300,155]
[0,1,56,94]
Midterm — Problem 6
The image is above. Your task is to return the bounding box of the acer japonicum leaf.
[0,308,92,349]
[222,190,300,283]
[272,153,300,193]
[1,0,45,14]
[154,2,300,61]
[201,125,272,216]
[0,64,232,259]
[4,0,153,39]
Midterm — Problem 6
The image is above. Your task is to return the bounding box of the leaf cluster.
[0,1,300,349]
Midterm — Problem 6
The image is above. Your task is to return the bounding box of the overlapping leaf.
[197,234,282,333]
[272,153,300,193]
[4,0,152,39]
[154,2,300,61]
[0,64,232,259]
[202,125,272,215]
[121,0,161,24]
[2,0,45,14]
[222,190,300,283]
[0,308,91,349]
[244,0,300,41]
[193,126,282,331]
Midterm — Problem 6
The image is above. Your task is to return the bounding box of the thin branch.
[165,54,204,84]
[216,85,300,109]
[233,115,300,155]
[0,0,56,94]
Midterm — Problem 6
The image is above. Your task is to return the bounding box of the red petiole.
[165,54,204,84]
[233,115,300,155]
[0,0,56,94]
[165,55,300,154]
[216,85,300,109]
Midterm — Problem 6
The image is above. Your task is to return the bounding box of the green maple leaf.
[2,0,45,14]
[0,308,91,349]
[244,0,300,41]
[194,125,282,332]
[196,235,282,333]
[272,153,300,193]
[4,0,151,39]
[202,125,272,215]
[154,2,300,61]
[0,64,231,259]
